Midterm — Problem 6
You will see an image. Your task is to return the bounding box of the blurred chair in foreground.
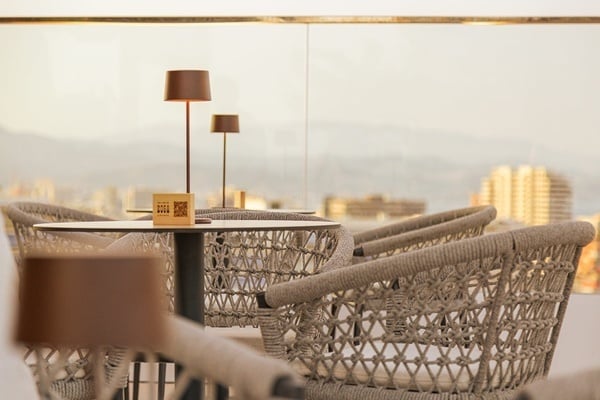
[15,254,164,400]
[15,252,304,400]
[161,315,304,400]
[258,221,594,400]
[352,205,497,262]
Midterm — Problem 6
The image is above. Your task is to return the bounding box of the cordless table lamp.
[210,114,240,208]
[159,70,211,225]
[164,70,211,194]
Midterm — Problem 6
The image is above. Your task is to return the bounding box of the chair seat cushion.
[293,343,489,391]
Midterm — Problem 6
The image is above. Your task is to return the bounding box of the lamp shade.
[164,70,211,102]
[15,254,167,348]
[211,114,240,133]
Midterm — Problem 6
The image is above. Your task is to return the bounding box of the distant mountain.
[1,125,598,215]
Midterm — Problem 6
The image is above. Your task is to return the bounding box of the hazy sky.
[1,23,599,159]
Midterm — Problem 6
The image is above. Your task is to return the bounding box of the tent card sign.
[152,193,195,225]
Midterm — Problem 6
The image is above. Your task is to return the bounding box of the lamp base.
[152,193,195,225]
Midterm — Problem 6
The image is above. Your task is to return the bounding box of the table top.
[125,208,152,213]
[267,209,316,215]
[126,208,316,215]
[34,219,340,233]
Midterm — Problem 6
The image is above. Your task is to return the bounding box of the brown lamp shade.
[164,70,211,102]
[15,254,167,348]
[211,114,240,133]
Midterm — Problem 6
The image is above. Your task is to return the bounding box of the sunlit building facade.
[479,165,572,226]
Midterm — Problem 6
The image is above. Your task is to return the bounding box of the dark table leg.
[212,233,230,399]
[174,232,204,400]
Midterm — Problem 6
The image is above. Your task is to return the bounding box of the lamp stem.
[222,132,227,208]
[185,101,191,193]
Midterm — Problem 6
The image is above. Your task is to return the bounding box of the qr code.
[156,202,170,216]
[173,201,189,217]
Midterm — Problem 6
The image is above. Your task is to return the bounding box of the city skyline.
[3,125,600,216]
[0,171,583,216]
[0,157,592,220]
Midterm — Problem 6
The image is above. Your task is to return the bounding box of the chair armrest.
[263,231,515,309]
[355,226,443,257]
[158,315,304,400]
[267,221,595,309]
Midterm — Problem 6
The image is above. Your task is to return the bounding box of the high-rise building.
[479,165,572,225]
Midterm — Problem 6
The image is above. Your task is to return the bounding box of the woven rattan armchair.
[4,201,127,400]
[257,221,594,400]
[64,314,305,400]
[352,205,497,262]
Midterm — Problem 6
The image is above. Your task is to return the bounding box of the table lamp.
[164,70,211,193]
[14,253,167,400]
[210,114,240,208]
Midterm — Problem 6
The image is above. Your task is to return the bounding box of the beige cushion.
[0,213,40,399]
[293,343,487,391]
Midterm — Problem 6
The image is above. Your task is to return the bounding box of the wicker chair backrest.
[5,201,115,267]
